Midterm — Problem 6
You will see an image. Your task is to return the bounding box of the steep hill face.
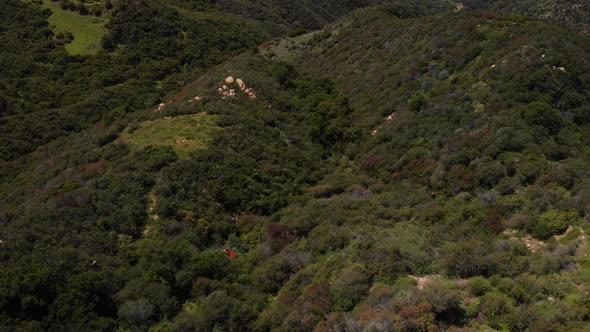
[0,0,368,163]
[2,1,590,331]
[0,0,272,162]
[217,0,370,30]
[0,0,362,160]
[463,0,590,28]
[251,6,590,331]
[274,6,590,123]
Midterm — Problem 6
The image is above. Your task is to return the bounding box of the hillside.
[257,5,590,331]
[36,0,108,55]
[466,0,590,22]
[1,1,590,331]
[1,0,367,163]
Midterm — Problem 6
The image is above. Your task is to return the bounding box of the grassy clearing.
[260,16,354,62]
[119,113,218,157]
[39,0,108,55]
[260,31,322,62]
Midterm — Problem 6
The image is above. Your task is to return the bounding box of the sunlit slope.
[119,113,218,157]
[39,0,108,55]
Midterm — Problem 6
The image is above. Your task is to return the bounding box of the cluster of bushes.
[56,0,103,16]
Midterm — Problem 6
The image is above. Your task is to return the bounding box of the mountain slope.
[1,0,369,162]
[251,6,590,330]
[463,0,590,31]
[1,1,590,331]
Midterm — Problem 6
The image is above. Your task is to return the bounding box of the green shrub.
[475,161,506,188]
[468,276,492,296]
[331,264,371,311]
[479,293,513,327]
[523,102,563,135]
[441,240,494,278]
[532,210,576,240]
[408,94,425,112]
[420,280,463,322]
[141,145,178,171]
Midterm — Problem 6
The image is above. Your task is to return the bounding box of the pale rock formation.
[386,113,397,121]
[218,77,256,99]
[236,78,245,90]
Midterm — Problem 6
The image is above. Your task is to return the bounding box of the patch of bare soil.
[143,190,159,237]
[503,229,546,253]
[409,274,442,290]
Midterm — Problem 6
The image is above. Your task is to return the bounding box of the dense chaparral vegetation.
[2,0,590,331]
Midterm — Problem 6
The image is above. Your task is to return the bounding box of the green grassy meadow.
[119,113,219,157]
[40,0,108,55]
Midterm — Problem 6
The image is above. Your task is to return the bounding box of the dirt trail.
[143,190,159,236]
[504,227,590,257]
[503,229,546,253]
[575,227,589,258]
[555,226,576,241]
